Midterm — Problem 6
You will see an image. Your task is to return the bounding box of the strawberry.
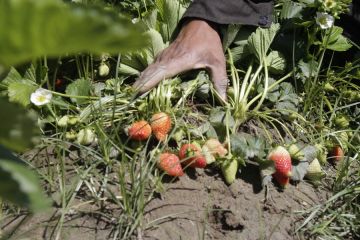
[287,144,304,161]
[179,143,207,168]
[331,145,344,162]
[221,159,238,185]
[158,153,184,177]
[202,138,227,164]
[305,158,323,182]
[126,120,152,141]
[150,112,172,141]
[268,146,292,187]
[272,172,290,187]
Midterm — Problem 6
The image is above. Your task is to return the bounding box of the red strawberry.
[331,145,344,162]
[126,120,152,141]
[272,172,290,187]
[150,112,172,141]
[268,146,292,187]
[179,143,207,168]
[158,153,184,177]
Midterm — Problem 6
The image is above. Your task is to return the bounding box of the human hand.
[132,19,228,101]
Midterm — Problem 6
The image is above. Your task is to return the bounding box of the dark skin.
[132,19,228,101]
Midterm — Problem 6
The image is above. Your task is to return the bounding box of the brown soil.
[1,161,329,240]
[142,164,329,240]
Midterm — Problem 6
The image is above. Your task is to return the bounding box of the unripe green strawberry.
[65,131,77,140]
[158,153,184,177]
[288,144,304,161]
[179,143,207,168]
[67,116,80,126]
[334,115,349,128]
[98,62,110,77]
[126,120,152,141]
[150,112,172,141]
[77,128,96,145]
[324,83,336,92]
[57,115,69,127]
[221,159,238,185]
[315,144,328,165]
[305,158,323,181]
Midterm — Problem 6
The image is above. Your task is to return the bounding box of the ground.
[1,161,329,240]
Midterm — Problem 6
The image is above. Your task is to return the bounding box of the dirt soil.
[1,162,329,240]
[142,164,329,240]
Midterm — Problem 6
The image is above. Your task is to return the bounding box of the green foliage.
[0,145,50,212]
[325,26,352,52]
[0,0,146,67]
[0,98,39,151]
[8,80,38,107]
[65,78,92,104]
[247,23,280,62]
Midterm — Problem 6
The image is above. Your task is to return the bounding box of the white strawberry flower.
[315,12,334,29]
[30,88,52,106]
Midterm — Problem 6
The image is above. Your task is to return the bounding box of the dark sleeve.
[182,0,274,27]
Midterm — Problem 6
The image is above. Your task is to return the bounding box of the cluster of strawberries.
[126,112,228,177]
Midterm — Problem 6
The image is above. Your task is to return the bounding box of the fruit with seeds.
[331,145,344,162]
[158,153,184,177]
[126,120,152,141]
[150,112,172,141]
[288,144,304,161]
[305,158,323,181]
[179,143,207,168]
[334,115,349,128]
[221,159,238,185]
[268,146,292,187]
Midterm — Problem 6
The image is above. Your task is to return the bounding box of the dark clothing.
[183,0,274,27]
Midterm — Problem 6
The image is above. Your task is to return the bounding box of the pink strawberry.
[126,120,152,141]
[268,146,292,187]
[150,112,172,141]
[158,153,184,177]
[179,143,207,168]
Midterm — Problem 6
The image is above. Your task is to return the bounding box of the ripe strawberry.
[158,153,184,177]
[273,172,290,187]
[331,145,344,162]
[150,112,172,141]
[179,143,207,168]
[268,146,292,177]
[268,146,292,187]
[126,120,152,141]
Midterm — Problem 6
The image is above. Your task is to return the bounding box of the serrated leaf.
[298,58,319,78]
[230,133,267,160]
[1,67,22,85]
[301,145,318,162]
[0,0,146,66]
[0,145,50,212]
[222,24,241,50]
[248,23,280,61]
[326,26,352,52]
[267,51,286,74]
[65,78,92,104]
[280,0,304,19]
[8,80,38,107]
[0,99,39,152]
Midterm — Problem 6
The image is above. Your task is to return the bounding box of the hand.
[132,19,228,101]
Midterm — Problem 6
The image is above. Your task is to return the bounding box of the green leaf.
[0,145,50,212]
[230,133,267,160]
[326,27,352,52]
[1,67,22,85]
[298,58,319,78]
[222,24,241,50]
[280,0,304,19]
[156,0,186,42]
[65,78,92,104]
[0,0,146,66]
[291,161,309,181]
[8,80,38,107]
[140,28,166,65]
[0,98,39,152]
[266,51,286,74]
[248,23,280,61]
